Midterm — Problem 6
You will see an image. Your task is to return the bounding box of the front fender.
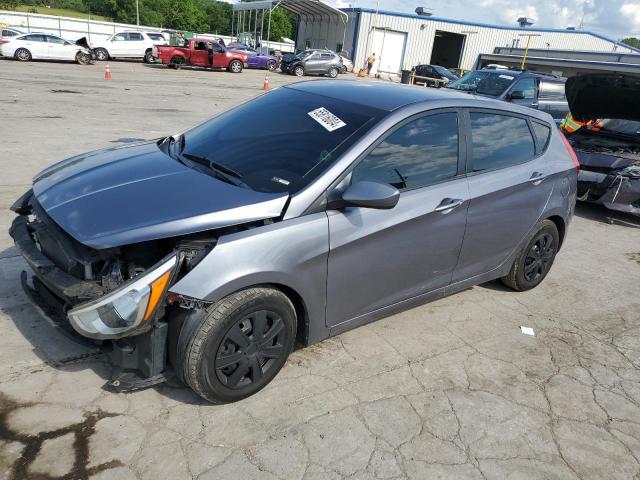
[169,212,330,344]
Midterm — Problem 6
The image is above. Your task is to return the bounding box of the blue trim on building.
[340,7,640,54]
[479,53,640,70]
[350,11,361,63]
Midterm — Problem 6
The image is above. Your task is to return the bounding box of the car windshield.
[446,71,517,96]
[599,119,640,138]
[432,65,457,80]
[180,87,384,194]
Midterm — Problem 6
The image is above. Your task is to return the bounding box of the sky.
[326,0,640,39]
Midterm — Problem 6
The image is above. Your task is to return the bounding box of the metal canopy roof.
[233,0,347,21]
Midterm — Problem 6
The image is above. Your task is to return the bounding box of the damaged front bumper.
[9,208,174,391]
[577,165,640,216]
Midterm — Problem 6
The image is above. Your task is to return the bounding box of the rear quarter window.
[531,121,552,153]
[147,33,165,41]
[469,112,536,172]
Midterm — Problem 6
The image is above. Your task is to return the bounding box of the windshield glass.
[446,71,516,96]
[433,65,457,80]
[180,87,384,194]
[599,119,640,137]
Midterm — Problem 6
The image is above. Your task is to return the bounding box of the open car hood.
[75,37,91,49]
[566,73,640,122]
[31,142,288,249]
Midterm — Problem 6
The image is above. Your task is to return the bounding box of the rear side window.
[469,112,536,172]
[531,121,551,152]
[128,33,143,41]
[24,34,45,42]
[352,112,459,190]
[539,81,566,101]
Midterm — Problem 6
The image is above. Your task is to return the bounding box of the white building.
[295,7,640,75]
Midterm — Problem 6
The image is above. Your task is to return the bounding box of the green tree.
[266,7,292,41]
[0,0,20,10]
[622,37,640,49]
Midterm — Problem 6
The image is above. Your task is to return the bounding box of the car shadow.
[574,202,640,228]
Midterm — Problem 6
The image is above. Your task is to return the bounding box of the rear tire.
[94,48,109,61]
[228,60,243,73]
[15,48,31,62]
[266,60,277,71]
[327,67,338,78]
[501,220,559,291]
[144,50,154,64]
[170,56,184,69]
[183,287,296,404]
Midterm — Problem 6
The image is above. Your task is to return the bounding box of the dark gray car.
[446,69,569,121]
[281,50,343,77]
[9,81,578,403]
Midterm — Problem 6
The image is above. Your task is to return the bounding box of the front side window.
[469,112,536,172]
[212,42,223,52]
[112,33,126,41]
[511,78,537,99]
[180,87,384,194]
[351,113,459,190]
[128,33,143,41]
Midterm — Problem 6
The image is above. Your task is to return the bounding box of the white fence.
[0,10,295,51]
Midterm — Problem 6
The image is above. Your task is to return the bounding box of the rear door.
[124,32,145,57]
[452,109,554,282]
[538,80,569,120]
[326,110,469,327]
[22,34,48,58]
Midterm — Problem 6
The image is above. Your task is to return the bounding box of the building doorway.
[431,30,465,68]
[370,28,407,75]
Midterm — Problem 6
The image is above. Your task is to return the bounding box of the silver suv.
[282,49,343,77]
[10,81,578,403]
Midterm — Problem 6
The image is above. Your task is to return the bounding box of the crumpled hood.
[32,142,288,249]
[566,73,640,122]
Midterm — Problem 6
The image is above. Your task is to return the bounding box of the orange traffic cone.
[263,73,269,91]
[104,63,112,80]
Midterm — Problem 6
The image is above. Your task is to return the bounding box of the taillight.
[559,131,580,172]
[0,40,9,45]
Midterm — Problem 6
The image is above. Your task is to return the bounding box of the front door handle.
[434,198,464,213]
[529,172,547,185]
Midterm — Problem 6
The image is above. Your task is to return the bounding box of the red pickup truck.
[155,39,248,73]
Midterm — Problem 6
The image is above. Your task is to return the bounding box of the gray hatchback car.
[10,81,578,403]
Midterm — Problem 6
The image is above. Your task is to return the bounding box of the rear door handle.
[434,198,464,213]
[529,172,547,185]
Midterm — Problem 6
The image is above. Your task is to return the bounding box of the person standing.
[367,52,376,75]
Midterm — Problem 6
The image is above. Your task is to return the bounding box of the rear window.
[181,87,384,194]
[469,112,536,172]
[539,81,566,100]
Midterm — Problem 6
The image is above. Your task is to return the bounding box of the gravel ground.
[1,59,640,480]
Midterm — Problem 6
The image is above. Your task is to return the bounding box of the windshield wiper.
[181,153,247,188]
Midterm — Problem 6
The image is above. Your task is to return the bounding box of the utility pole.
[518,33,540,69]
[136,0,140,27]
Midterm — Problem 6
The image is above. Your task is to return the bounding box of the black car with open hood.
[564,73,640,216]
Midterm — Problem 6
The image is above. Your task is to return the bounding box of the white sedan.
[0,33,92,64]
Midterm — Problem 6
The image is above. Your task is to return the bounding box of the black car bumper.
[9,213,171,391]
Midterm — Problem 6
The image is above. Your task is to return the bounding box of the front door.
[508,77,539,109]
[303,52,323,73]
[326,111,469,327]
[211,42,227,68]
[190,40,209,67]
[108,32,127,56]
[452,109,554,282]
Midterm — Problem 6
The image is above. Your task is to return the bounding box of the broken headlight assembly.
[68,255,177,340]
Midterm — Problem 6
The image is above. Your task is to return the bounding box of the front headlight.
[68,255,177,339]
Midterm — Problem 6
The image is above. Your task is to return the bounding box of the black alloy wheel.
[214,310,285,389]
[523,232,554,282]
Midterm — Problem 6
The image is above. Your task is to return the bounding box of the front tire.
[15,48,31,61]
[94,48,109,61]
[228,60,243,73]
[183,287,296,404]
[293,65,304,77]
[76,51,90,65]
[501,220,559,291]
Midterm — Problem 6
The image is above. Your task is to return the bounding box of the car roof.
[285,80,503,112]
[478,68,565,82]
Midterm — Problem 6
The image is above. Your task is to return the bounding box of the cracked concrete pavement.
[1,60,640,480]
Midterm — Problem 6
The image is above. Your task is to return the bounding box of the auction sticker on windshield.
[499,75,514,80]
[308,107,346,132]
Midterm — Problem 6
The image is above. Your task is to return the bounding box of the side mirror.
[509,90,525,100]
[339,181,400,210]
